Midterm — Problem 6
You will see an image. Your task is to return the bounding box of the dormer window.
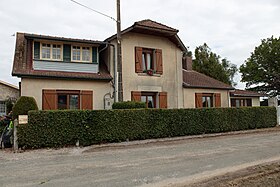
[40,43,62,61]
[72,46,91,62]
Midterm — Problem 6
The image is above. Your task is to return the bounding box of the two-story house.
[105,19,187,108]
[12,19,261,110]
[12,33,113,110]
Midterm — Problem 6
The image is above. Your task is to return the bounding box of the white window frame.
[71,45,92,63]
[40,42,63,61]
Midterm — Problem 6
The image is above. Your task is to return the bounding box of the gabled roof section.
[230,89,265,97]
[183,70,234,90]
[12,33,112,81]
[105,19,187,51]
[0,80,19,90]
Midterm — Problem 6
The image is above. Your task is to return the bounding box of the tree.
[193,43,237,86]
[240,36,280,96]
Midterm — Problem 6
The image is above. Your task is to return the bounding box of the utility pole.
[116,0,123,102]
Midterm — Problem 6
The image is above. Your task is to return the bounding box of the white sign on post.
[18,115,28,125]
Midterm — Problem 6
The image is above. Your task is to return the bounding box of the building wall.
[183,88,230,108]
[21,78,112,110]
[110,32,184,108]
[0,83,19,101]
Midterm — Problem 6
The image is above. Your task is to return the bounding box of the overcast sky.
[0,0,279,88]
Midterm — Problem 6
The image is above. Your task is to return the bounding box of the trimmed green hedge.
[112,101,146,109]
[13,96,38,119]
[18,107,277,148]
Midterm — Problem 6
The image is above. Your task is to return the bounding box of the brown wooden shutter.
[131,91,141,102]
[195,93,203,108]
[214,93,221,107]
[155,49,163,74]
[159,92,167,108]
[42,90,57,110]
[135,47,143,73]
[81,90,93,110]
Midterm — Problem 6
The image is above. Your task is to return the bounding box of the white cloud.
[0,0,279,88]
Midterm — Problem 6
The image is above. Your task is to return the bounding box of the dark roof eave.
[230,94,264,97]
[12,73,112,82]
[24,33,106,45]
[183,83,234,90]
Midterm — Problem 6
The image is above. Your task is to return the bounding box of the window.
[231,99,252,107]
[82,47,90,61]
[142,48,154,71]
[72,46,91,62]
[195,93,221,108]
[42,90,93,110]
[52,44,61,60]
[58,93,79,110]
[40,43,62,60]
[135,47,163,75]
[0,101,6,115]
[131,91,168,109]
[141,92,157,108]
[202,94,213,108]
[42,43,51,59]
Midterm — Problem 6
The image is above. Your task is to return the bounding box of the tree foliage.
[240,36,280,96]
[193,43,238,86]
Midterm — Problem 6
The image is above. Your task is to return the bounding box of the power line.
[70,0,117,22]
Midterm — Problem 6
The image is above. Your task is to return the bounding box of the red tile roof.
[230,89,265,97]
[12,33,112,81]
[183,70,234,90]
[105,19,187,51]
[135,19,178,32]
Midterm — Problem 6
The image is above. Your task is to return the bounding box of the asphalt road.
[0,129,280,187]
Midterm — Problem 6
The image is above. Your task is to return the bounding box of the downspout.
[107,43,117,103]
[99,43,117,103]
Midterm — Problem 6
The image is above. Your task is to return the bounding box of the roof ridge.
[135,19,178,32]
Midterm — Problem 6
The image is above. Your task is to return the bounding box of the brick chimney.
[182,56,193,70]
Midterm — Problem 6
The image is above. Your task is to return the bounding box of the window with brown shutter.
[231,98,252,107]
[155,49,163,74]
[42,89,57,110]
[135,47,163,75]
[42,89,93,110]
[159,92,167,108]
[214,93,221,107]
[135,47,143,73]
[131,91,141,102]
[81,90,93,110]
[195,93,203,108]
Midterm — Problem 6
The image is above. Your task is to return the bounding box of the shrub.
[5,97,17,114]
[12,96,38,119]
[17,107,277,149]
[112,101,146,109]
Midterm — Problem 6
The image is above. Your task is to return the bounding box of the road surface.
[0,128,280,187]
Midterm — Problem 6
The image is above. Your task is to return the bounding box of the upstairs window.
[72,46,91,62]
[41,43,51,59]
[135,47,163,75]
[40,43,62,60]
[72,46,81,61]
[52,44,61,60]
